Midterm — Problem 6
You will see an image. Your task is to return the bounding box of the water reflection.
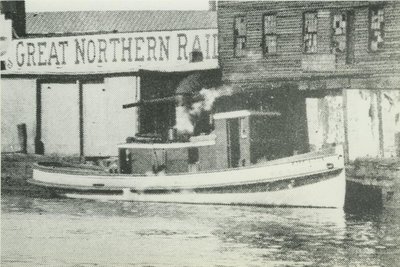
[2,194,399,266]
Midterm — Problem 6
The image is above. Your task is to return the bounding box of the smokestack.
[209,0,216,11]
[0,0,26,37]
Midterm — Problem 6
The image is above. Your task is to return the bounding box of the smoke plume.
[175,106,194,134]
[175,85,233,135]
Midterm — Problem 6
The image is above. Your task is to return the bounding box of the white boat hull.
[65,170,345,208]
[29,146,346,208]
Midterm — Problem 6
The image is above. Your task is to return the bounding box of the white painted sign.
[3,29,218,74]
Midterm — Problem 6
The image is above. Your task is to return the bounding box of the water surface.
[2,194,400,266]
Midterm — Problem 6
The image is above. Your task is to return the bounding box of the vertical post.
[342,88,350,162]
[78,80,84,159]
[35,80,44,154]
[377,90,384,157]
[17,123,27,153]
[226,119,232,168]
[136,76,141,134]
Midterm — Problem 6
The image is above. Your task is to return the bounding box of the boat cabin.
[118,110,284,175]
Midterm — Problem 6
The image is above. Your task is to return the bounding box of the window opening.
[234,16,247,57]
[332,12,347,53]
[369,6,384,51]
[263,14,277,54]
[304,12,318,53]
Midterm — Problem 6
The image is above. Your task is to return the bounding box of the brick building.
[217,1,400,161]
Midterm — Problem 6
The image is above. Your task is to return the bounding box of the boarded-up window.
[332,13,347,53]
[234,16,246,57]
[369,6,384,51]
[263,14,277,54]
[332,11,354,64]
[304,12,318,53]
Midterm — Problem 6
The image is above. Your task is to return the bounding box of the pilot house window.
[234,16,247,57]
[263,14,277,54]
[369,6,384,51]
[304,12,318,53]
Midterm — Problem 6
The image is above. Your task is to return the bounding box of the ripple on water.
[2,195,400,266]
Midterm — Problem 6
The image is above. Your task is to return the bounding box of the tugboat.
[29,109,345,208]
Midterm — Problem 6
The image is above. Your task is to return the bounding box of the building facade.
[1,9,219,157]
[217,1,400,161]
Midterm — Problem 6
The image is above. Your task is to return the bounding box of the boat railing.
[34,145,343,177]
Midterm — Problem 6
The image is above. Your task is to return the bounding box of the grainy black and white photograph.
[1,0,400,266]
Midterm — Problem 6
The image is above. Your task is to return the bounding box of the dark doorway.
[139,72,180,136]
[119,149,132,174]
[227,118,240,168]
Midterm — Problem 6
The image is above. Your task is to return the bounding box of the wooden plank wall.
[218,1,400,91]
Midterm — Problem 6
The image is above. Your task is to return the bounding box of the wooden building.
[1,10,219,157]
[217,1,400,161]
